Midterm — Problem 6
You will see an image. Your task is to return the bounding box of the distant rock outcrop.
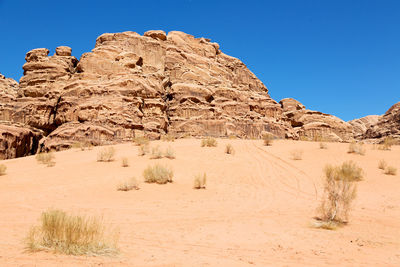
[348,115,380,138]
[279,98,354,142]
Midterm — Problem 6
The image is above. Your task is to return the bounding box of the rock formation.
[348,115,380,138]
[279,98,354,142]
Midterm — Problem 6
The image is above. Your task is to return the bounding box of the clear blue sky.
[0,0,399,121]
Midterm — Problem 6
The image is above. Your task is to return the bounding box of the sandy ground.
[0,139,399,266]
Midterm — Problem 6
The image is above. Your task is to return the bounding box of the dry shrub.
[150,146,163,159]
[348,142,366,155]
[193,173,207,189]
[201,137,218,147]
[384,166,397,176]
[117,177,139,191]
[72,142,93,151]
[97,147,115,162]
[26,209,118,256]
[164,146,176,159]
[133,136,149,146]
[121,157,129,167]
[161,134,175,142]
[299,135,310,141]
[319,142,328,149]
[0,164,6,176]
[143,164,173,184]
[138,144,150,156]
[317,161,361,226]
[228,135,237,139]
[262,133,274,146]
[378,137,396,151]
[378,159,387,170]
[225,143,235,155]
[36,152,56,167]
[291,149,303,160]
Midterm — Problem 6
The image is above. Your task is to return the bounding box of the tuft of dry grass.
[143,164,173,184]
[150,146,163,159]
[97,147,115,162]
[384,166,397,176]
[0,164,6,176]
[121,157,129,167]
[193,173,207,189]
[117,177,139,191]
[138,144,150,156]
[291,149,303,160]
[72,142,93,151]
[319,142,328,149]
[378,159,387,170]
[317,161,361,226]
[225,143,235,155]
[201,137,218,147]
[312,220,339,230]
[26,209,118,256]
[161,134,175,142]
[348,142,366,155]
[262,133,274,146]
[36,152,56,167]
[133,136,149,146]
[164,146,176,159]
[378,137,396,151]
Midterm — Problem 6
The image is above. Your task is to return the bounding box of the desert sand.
[0,139,399,266]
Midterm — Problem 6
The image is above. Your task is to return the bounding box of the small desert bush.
[143,164,173,184]
[378,137,396,151]
[161,134,175,142]
[262,133,274,146]
[378,159,387,170]
[317,162,360,226]
[26,209,118,255]
[121,157,129,167]
[72,142,93,151]
[225,143,235,155]
[150,146,163,159]
[133,136,149,146]
[117,177,139,191]
[164,146,176,159]
[0,164,6,176]
[319,142,328,149]
[291,149,303,160]
[339,161,363,181]
[138,144,150,156]
[97,147,115,162]
[36,152,56,167]
[193,173,207,189]
[348,142,366,155]
[201,137,218,147]
[384,166,397,176]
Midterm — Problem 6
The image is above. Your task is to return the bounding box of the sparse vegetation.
[262,132,274,146]
[72,142,93,151]
[97,147,115,162]
[161,134,175,142]
[121,157,129,167]
[319,142,328,149]
[36,152,56,167]
[164,146,176,159]
[291,149,303,160]
[26,209,118,255]
[348,142,366,155]
[0,164,6,176]
[117,177,139,191]
[201,137,218,147]
[143,164,173,184]
[378,137,396,151]
[133,136,149,146]
[193,173,207,189]
[150,146,163,159]
[384,166,397,176]
[378,159,387,170]
[225,143,235,155]
[299,135,310,141]
[316,161,361,228]
[138,144,150,156]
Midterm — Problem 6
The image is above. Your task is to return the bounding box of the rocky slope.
[348,115,381,138]
[0,30,358,158]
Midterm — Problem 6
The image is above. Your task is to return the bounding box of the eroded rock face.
[0,122,42,159]
[280,98,354,142]
[348,115,380,138]
[363,102,400,141]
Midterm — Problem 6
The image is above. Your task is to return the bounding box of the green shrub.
[143,164,173,184]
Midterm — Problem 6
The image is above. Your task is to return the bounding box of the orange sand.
[0,139,399,266]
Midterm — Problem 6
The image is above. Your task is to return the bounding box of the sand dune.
[0,139,399,266]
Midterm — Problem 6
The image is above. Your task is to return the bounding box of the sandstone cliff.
[348,115,380,138]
